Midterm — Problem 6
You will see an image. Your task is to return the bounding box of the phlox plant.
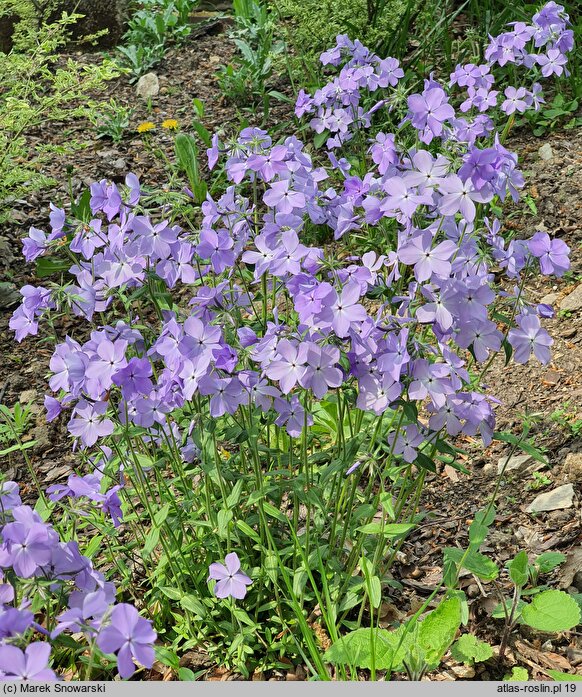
[4,2,574,680]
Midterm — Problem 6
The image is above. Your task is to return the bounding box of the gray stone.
[526,483,575,513]
[0,282,20,310]
[540,292,560,306]
[136,73,160,99]
[559,285,582,313]
[497,453,533,474]
[112,158,126,170]
[538,143,554,161]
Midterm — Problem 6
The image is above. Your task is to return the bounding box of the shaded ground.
[0,21,580,681]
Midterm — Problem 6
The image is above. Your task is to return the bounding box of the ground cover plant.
[1,0,581,682]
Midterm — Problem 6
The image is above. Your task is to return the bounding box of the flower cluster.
[0,482,156,680]
[10,5,571,470]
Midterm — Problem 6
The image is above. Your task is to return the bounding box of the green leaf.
[217,508,233,538]
[35,256,70,278]
[451,634,493,664]
[444,547,499,581]
[154,646,179,670]
[356,522,414,537]
[180,594,207,617]
[547,671,582,682]
[418,596,462,669]
[415,452,437,473]
[508,551,529,588]
[159,586,181,600]
[535,552,566,574]
[504,666,529,681]
[368,576,382,609]
[323,627,409,671]
[142,527,160,556]
[521,590,581,632]
[313,129,329,149]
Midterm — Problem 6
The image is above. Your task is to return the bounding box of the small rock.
[450,665,475,679]
[466,583,480,598]
[563,453,582,483]
[567,648,582,667]
[542,369,560,386]
[112,158,126,170]
[497,453,533,474]
[0,282,20,310]
[136,72,159,99]
[540,292,560,305]
[18,389,36,404]
[574,571,582,592]
[538,143,554,161]
[559,285,582,313]
[526,483,575,513]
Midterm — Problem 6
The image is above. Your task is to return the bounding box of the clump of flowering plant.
[0,482,156,681]
[6,2,573,678]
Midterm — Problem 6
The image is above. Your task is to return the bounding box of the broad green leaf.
[451,634,493,664]
[324,626,412,671]
[521,590,581,632]
[535,552,566,574]
[357,522,414,537]
[180,594,207,617]
[444,547,499,581]
[217,508,233,538]
[369,576,381,609]
[508,550,529,588]
[142,527,160,556]
[504,666,529,681]
[547,671,582,682]
[35,256,70,278]
[159,586,181,600]
[418,596,462,669]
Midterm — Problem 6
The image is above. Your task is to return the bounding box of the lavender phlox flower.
[0,643,57,681]
[527,231,570,276]
[508,313,553,364]
[208,552,253,600]
[67,400,114,448]
[356,373,402,415]
[408,359,453,408]
[97,604,156,679]
[438,174,492,222]
[330,282,367,338]
[264,339,308,394]
[407,86,455,143]
[397,231,457,283]
[274,395,313,436]
[387,424,424,463]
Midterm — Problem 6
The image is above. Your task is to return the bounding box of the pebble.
[540,292,560,305]
[0,282,20,310]
[559,285,582,313]
[562,453,582,483]
[538,143,554,161]
[136,72,160,99]
[526,483,575,513]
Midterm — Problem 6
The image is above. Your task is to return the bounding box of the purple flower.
[263,180,306,214]
[331,282,367,338]
[0,506,56,577]
[398,232,457,282]
[407,87,455,143]
[67,400,114,448]
[299,344,343,398]
[537,48,568,77]
[22,227,48,262]
[508,314,553,364]
[97,604,156,679]
[196,228,235,274]
[0,643,57,681]
[264,339,308,394]
[274,395,313,436]
[208,552,252,600]
[387,424,424,463]
[527,231,570,276]
[438,174,490,222]
[501,86,529,114]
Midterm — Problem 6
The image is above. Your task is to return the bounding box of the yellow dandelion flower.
[137,121,155,133]
[162,118,179,130]
[218,447,231,461]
